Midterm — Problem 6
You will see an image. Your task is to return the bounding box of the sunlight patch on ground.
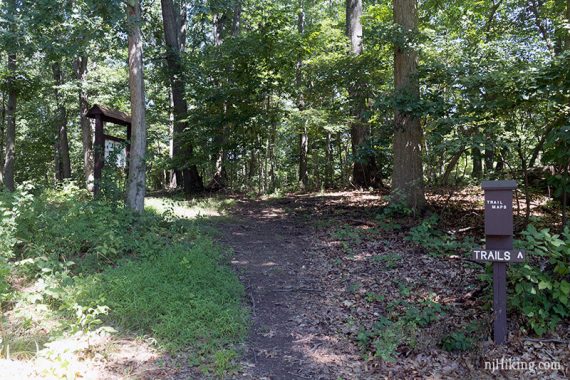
[145,196,234,219]
[0,330,158,379]
[293,334,351,365]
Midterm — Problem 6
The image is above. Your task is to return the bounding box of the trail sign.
[472,249,526,263]
[475,180,524,345]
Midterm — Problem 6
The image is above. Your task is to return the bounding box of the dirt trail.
[219,197,365,380]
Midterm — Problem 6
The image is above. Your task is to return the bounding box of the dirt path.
[219,197,365,380]
[217,193,569,380]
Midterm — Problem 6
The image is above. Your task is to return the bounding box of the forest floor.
[215,190,569,379]
[1,189,568,379]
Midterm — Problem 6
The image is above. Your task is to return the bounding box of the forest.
[0,0,569,379]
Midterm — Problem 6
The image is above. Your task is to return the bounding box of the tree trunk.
[4,54,17,192]
[126,0,147,213]
[392,0,425,209]
[325,132,333,188]
[346,0,379,188]
[161,0,203,194]
[212,1,241,190]
[52,62,72,180]
[441,148,465,185]
[0,92,5,186]
[3,0,17,192]
[484,146,495,174]
[472,146,482,179]
[269,123,277,193]
[74,56,94,190]
[297,8,309,190]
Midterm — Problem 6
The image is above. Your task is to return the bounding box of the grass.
[73,237,248,354]
[0,184,248,377]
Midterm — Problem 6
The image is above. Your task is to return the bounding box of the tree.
[52,62,72,180]
[74,55,94,190]
[2,0,18,192]
[346,0,378,188]
[126,0,147,212]
[160,0,203,194]
[297,6,308,190]
[391,0,425,209]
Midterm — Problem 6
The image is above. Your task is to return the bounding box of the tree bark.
[52,62,72,180]
[161,0,203,194]
[392,0,425,209]
[126,0,147,213]
[74,56,94,190]
[346,0,379,188]
[297,8,309,190]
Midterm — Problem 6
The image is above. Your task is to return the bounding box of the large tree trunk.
[297,8,309,190]
[161,0,203,194]
[346,0,379,188]
[126,0,147,213]
[392,0,425,209]
[52,62,72,180]
[74,56,94,190]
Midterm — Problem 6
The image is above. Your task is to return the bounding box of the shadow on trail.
[213,193,384,379]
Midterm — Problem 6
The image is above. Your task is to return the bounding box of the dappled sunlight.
[293,333,357,366]
[145,196,234,219]
[0,331,160,380]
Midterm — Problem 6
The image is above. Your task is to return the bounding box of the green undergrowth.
[0,182,247,374]
[404,210,569,337]
[71,238,247,353]
[357,296,450,361]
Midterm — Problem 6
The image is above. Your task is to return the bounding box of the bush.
[1,183,248,362]
[508,225,570,335]
[406,215,474,256]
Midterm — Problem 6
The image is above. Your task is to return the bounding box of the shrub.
[508,225,570,335]
[1,183,248,364]
[441,331,475,352]
[406,215,474,256]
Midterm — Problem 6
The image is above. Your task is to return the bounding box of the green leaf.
[560,280,570,295]
[538,280,551,290]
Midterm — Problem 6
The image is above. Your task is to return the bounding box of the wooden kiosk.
[86,105,132,195]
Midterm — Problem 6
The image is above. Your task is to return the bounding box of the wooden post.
[93,115,104,196]
[481,180,517,344]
